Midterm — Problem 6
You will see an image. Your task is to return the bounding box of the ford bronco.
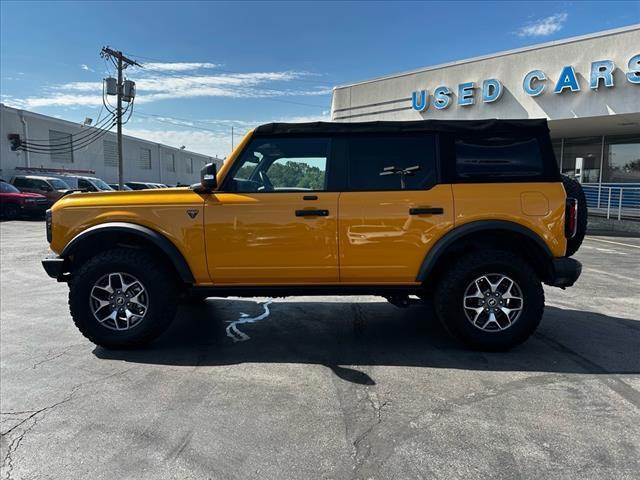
[42,119,585,350]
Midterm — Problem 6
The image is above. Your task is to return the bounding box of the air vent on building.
[49,130,73,163]
[104,140,118,167]
[138,148,152,169]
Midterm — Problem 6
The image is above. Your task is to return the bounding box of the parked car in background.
[108,183,133,191]
[0,180,49,219]
[57,176,114,192]
[10,175,74,206]
[125,182,156,190]
[148,183,169,188]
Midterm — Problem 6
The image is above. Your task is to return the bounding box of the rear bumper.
[546,257,582,288]
[42,255,66,281]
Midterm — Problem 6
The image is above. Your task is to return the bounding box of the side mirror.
[200,163,217,191]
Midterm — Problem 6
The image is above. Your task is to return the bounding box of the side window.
[33,180,48,190]
[78,179,93,191]
[345,134,437,190]
[455,136,543,178]
[12,178,26,188]
[227,137,329,192]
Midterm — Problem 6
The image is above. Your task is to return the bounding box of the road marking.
[586,237,640,250]
[226,300,273,342]
[583,267,639,284]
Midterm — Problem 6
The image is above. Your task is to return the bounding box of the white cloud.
[137,62,221,72]
[80,64,94,72]
[15,70,330,109]
[124,113,331,158]
[516,13,568,37]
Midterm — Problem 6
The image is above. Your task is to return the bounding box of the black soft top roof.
[254,118,550,136]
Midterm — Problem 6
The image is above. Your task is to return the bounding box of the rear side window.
[346,134,437,190]
[455,136,543,178]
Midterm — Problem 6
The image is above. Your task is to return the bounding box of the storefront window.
[551,139,563,170]
[602,135,640,184]
[561,137,602,183]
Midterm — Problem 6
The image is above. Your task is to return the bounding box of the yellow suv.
[42,119,584,350]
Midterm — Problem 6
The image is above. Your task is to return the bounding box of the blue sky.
[1,0,638,156]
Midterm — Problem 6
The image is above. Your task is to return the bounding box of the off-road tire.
[434,249,544,351]
[69,248,178,349]
[561,174,587,257]
[2,203,20,220]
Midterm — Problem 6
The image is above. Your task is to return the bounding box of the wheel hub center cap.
[488,298,498,307]
[115,296,125,305]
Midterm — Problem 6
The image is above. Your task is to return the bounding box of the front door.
[336,133,455,284]
[204,136,339,284]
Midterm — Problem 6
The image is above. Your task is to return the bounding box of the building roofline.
[333,24,640,90]
[0,103,221,160]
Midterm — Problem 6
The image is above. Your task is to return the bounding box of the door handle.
[295,209,329,217]
[409,207,444,215]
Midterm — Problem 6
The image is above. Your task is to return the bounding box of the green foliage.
[265,160,325,190]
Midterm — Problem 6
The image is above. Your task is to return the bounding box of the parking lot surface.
[1,220,639,480]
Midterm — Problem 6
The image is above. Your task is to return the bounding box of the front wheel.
[434,249,544,351]
[69,248,178,349]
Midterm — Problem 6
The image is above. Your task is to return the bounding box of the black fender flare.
[61,222,195,283]
[416,220,553,282]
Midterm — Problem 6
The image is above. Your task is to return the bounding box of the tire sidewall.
[441,257,544,350]
[70,255,175,348]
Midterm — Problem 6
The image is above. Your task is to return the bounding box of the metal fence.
[582,183,640,220]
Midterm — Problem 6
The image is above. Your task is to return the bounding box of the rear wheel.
[561,174,587,257]
[69,248,178,349]
[434,249,544,351]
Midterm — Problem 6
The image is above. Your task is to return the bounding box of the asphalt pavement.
[1,220,639,480]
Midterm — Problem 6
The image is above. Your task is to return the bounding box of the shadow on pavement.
[95,300,640,384]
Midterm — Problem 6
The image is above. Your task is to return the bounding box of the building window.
[186,158,193,174]
[551,139,563,170]
[104,140,117,167]
[165,153,175,172]
[561,137,602,183]
[138,148,152,169]
[603,135,640,183]
[49,130,73,163]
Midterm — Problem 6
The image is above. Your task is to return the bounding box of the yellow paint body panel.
[338,185,455,283]
[49,188,212,284]
[204,192,340,284]
[453,183,567,257]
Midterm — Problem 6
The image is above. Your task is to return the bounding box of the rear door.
[336,133,454,284]
[204,135,340,284]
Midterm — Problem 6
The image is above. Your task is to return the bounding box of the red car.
[0,180,49,219]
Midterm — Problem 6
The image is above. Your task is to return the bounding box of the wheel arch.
[61,222,195,284]
[417,220,554,285]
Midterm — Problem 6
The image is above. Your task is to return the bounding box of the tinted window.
[228,137,329,192]
[346,134,436,190]
[12,178,27,188]
[1,182,20,193]
[49,178,70,190]
[455,136,543,178]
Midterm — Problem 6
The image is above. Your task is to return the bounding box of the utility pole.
[100,46,141,189]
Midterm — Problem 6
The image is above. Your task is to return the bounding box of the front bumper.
[42,255,66,281]
[546,257,582,288]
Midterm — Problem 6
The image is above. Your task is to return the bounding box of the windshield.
[49,178,71,190]
[91,178,114,191]
[0,182,20,193]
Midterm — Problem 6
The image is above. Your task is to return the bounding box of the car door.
[336,133,455,284]
[203,135,339,284]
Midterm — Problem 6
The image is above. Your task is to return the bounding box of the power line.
[19,113,116,145]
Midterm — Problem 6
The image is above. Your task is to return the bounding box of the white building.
[0,103,222,185]
[331,25,640,217]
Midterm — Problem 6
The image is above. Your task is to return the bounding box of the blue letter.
[458,82,475,106]
[554,66,580,93]
[523,70,546,96]
[411,90,429,111]
[433,86,451,109]
[482,79,503,103]
[590,60,615,90]
[627,54,640,84]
